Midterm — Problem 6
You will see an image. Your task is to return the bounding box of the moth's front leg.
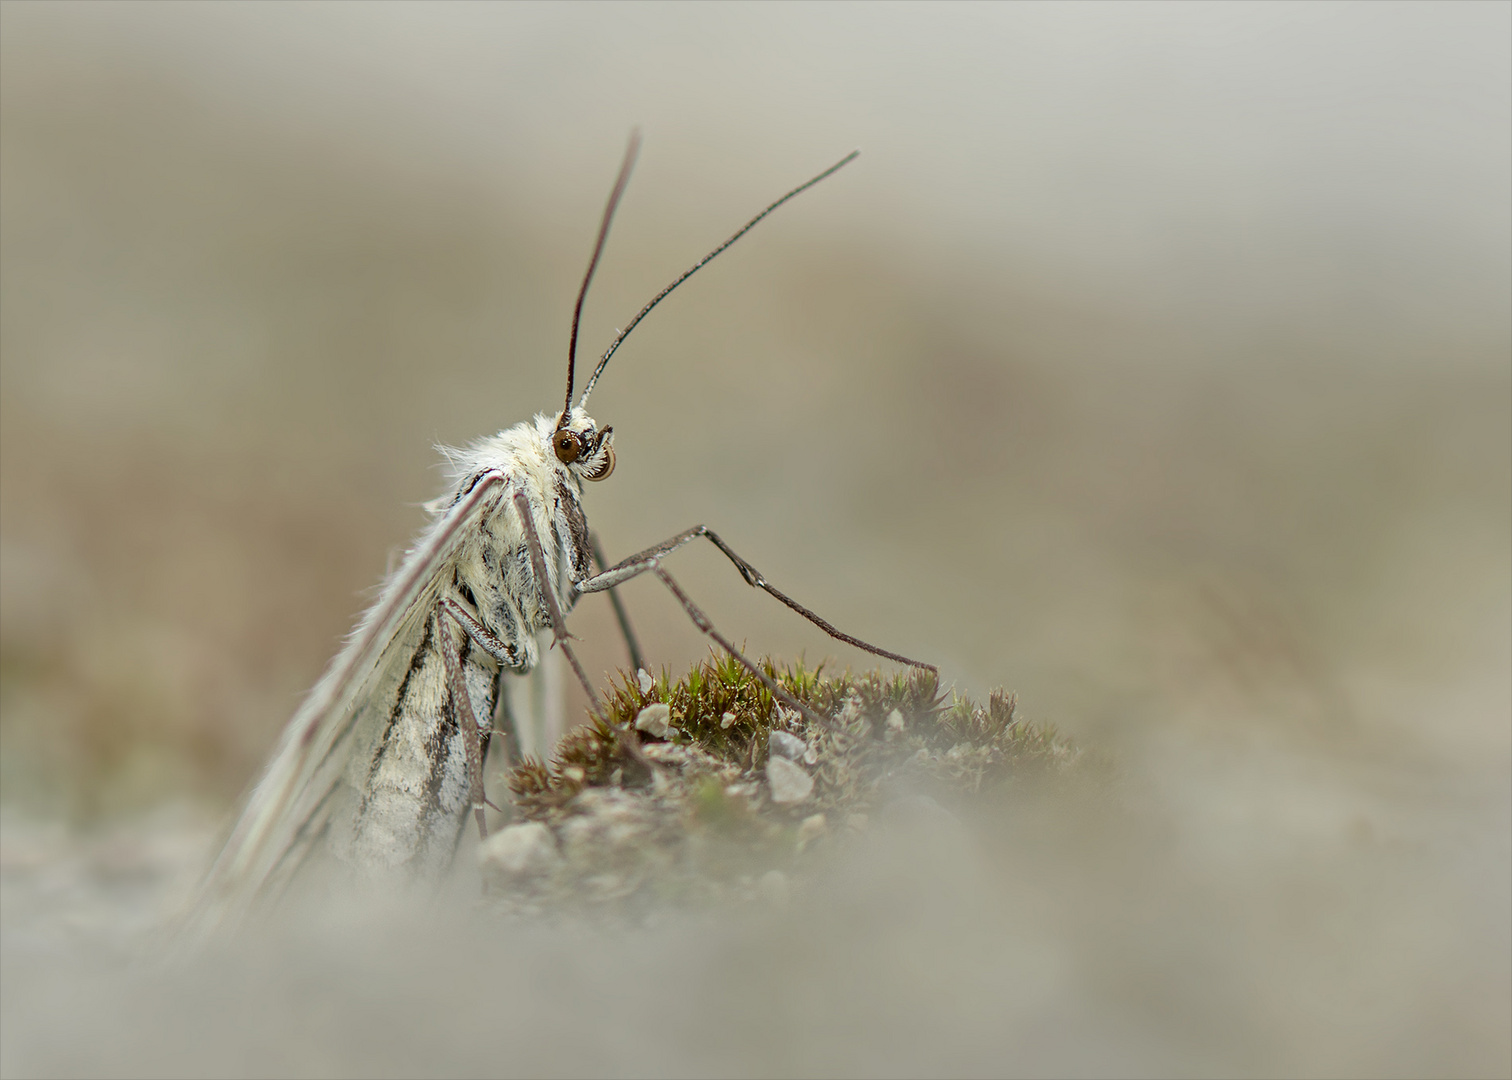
[576,524,935,672]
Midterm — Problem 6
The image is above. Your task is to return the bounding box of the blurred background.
[1,3,1507,1077]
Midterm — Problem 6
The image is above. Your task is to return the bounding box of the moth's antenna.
[561,130,642,432]
[578,149,860,408]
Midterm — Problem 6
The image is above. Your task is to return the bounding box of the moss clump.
[488,656,1081,913]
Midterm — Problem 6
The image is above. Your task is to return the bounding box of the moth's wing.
[183,471,508,940]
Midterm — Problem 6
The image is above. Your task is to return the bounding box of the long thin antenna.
[561,130,642,431]
[577,149,859,408]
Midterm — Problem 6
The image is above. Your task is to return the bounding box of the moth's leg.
[492,678,522,768]
[512,490,604,721]
[576,525,707,590]
[577,525,936,674]
[589,532,645,673]
[650,565,846,738]
[439,597,528,671]
[440,596,527,775]
[436,604,489,841]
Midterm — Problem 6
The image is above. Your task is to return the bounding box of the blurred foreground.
[1,4,1508,1077]
[3,741,1506,1077]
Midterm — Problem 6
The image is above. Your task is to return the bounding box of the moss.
[490,656,1083,913]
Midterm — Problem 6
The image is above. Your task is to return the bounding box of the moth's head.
[550,407,615,482]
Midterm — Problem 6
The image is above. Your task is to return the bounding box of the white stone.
[477,823,560,879]
[635,702,671,738]
[768,730,807,761]
[797,813,827,851]
[766,756,813,804]
[637,669,654,694]
[886,708,906,732]
[720,710,738,729]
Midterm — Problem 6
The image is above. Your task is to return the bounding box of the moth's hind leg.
[590,532,644,674]
[491,675,523,769]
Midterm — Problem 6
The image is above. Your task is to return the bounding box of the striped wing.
[184,471,508,939]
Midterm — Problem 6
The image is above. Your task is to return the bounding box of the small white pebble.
[758,869,790,907]
[803,746,818,765]
[769,731,807,761]
[634,702,671,738]
[637,669,654,694]
[720,710,738,729]
[766,756,813,804]
[887,709,906,732]
[797,813,827,851]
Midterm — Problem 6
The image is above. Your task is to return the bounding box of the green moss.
[505,655,1076,823]
[486,657,1085,913]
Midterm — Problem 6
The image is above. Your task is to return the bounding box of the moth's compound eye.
[584,444,615,482]
[553,430,582,464]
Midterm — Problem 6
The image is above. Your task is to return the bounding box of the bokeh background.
[2,3,1507,1077]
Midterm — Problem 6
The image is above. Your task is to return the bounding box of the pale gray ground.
[2,4,1508,1077]
[2,753,1507,1078]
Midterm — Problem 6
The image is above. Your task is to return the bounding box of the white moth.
[187,135,932,936]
